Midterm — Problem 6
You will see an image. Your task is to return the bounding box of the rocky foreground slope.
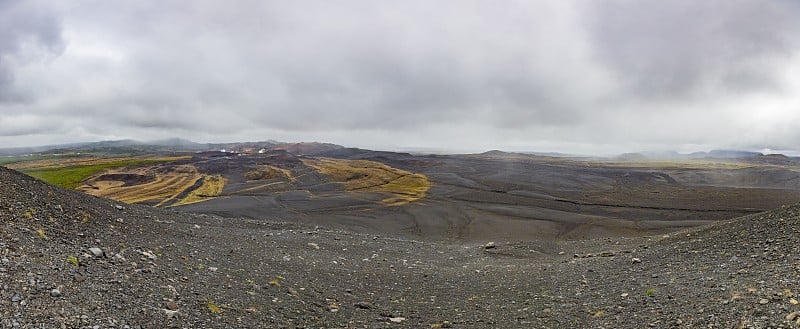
[1,166,800,328]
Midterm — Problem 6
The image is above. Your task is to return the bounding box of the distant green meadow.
[22,158,177,189]
[0,154,74,166]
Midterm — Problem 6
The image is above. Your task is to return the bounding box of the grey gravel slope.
[2,166,800,328]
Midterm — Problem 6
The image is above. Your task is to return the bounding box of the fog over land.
[1,0,800,155]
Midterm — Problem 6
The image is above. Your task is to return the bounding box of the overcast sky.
[1,0,799,155]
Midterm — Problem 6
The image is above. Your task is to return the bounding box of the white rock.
[89,247,104,257]
[389,317,406,323]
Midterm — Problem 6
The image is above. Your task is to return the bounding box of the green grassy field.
[23,158,180,189]
[0,154,78,166]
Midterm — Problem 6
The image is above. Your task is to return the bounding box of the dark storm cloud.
[1,0,799,154]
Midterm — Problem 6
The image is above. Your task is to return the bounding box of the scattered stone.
[89,247,104,257]
[287,288,299,297]
[142,251,157,260]
[599,251,615,257]
[389,317,406,323]
[50,288,61,297]
[621,293,629,297]
[307,242,320,250]
[193,224,201,229]
[115,205,124,210]
[758,298,769,305]
[484,242,496,249]
[354,301,372,309]
[631,258,642,264]
[166,300,178,311]
[11,293,22,302]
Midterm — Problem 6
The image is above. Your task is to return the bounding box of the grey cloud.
[0,0,64,102]
[585,0,800,100]
[1,1,799,154]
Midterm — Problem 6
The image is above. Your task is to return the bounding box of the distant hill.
[608,149,789,162]
[479,150,515,157]
[614,153,648,161]
[0,142,101,156]
[0,139,344,156]
[694,149,764,159]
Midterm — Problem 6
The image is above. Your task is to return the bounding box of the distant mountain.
[209,141,344,155]
[608,149,771,162]
[703,150,763,159]
[0,139,345,157]
[744,154,800,166]
[0,142,102,156]
[479,150,514,157]
[149,138,204,148]
[614,153,648,161]
[317,147,413,160]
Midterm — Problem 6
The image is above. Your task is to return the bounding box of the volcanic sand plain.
[17,150,799,243]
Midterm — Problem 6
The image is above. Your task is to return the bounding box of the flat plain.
[8,147,800,244]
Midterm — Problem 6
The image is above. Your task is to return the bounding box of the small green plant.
[645,288,656,296]
[66,255,79,266]
[36,228,46,239]
[208,300,222,314]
